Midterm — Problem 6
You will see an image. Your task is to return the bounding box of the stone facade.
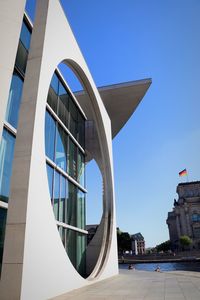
[167,181,200,250]
[131,232,145,255]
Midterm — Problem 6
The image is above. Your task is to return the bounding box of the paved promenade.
[52,269,200,300]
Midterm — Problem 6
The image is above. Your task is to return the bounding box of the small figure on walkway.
[154,265,161,272]
[128,264,134,270]
[121,255,124,263]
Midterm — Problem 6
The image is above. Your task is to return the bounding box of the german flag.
[179,169,187,177]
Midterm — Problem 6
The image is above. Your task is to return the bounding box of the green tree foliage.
[179,235,192,249]
[117,229,131,253]
[156,240,172,252]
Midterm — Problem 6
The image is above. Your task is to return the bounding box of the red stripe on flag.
[179,169,187,176]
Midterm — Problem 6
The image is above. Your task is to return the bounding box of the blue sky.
[26,0,200,247]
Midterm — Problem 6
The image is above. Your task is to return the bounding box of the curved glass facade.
[45,71,86,277]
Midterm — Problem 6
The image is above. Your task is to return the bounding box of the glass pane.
[15,41,29,74]
[47,73,59,113]
[50,73,59,94]
[76,232,86,277]
[67,182,76,227]
[77,150,85,187]
[0,129,15,203]
[65,179,69,223]
[0,208,7,274]
[59,226,65,246]
[46,164,53,199]
[77,190,85,229]
[25,0,37,22]
[65,229,86,277]
[59,175,66,223]
[77,112,85,148]
[53,171,60,220]
[68,138,77,179]
[45,111,56,161]
[69,97,78,138]
[66,229,76,269]
[58,82,69,128]
[20,21,31,50]
[55,124,67,171]
[5,72,23,129]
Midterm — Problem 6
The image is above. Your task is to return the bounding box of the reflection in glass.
[77,190,85,230]
[69,98,77,138]
[45,111,56,161]
[59,226,65,246]
[67,182,76,227]
[59,175,66,223]
[46,164,54,200]
[47,73,59,113]
[5,72,23,129]
[77,112,85,148]
[66,229,76,270]
[0,129,15,203]
[15,21,31,74]
[58,82,69,128]
[25,0,37,22]
[44,69,87,277]
[0,208,7,274]
[53,171,60,220]
[55,124,68,171]
[76,232,86,277]
[68,138,77,179]
[77,151,85,187]
[65,229,86,277]
[20,21,31,50]
[15,41,29,74]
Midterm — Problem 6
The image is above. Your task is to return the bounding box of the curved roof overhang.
[75,78,152,139]
[75,78,151,162]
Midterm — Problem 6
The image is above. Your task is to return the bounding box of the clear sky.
[26,0,200,247]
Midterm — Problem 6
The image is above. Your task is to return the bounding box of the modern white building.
[0,1,151,299]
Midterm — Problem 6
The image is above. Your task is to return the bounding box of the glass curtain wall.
[45,71,86,277]
[0,18,32,274]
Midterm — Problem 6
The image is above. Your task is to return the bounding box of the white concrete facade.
[0,1,151,299]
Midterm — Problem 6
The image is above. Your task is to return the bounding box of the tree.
[117,229,131,253]
[156,240,172,252]
[179,235,192,250]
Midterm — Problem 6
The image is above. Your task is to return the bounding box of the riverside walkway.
[52,269,200,300]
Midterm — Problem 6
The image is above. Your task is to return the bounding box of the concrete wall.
[0,0,118,299]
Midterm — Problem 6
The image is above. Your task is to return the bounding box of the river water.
[119,262,200,272]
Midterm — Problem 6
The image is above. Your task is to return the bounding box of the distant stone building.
[131,232,145,255]
[167,181,200,250]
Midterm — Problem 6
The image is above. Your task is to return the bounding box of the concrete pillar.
[176,215,181,237]
[186,213,192,237]
[179,208,187,235]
